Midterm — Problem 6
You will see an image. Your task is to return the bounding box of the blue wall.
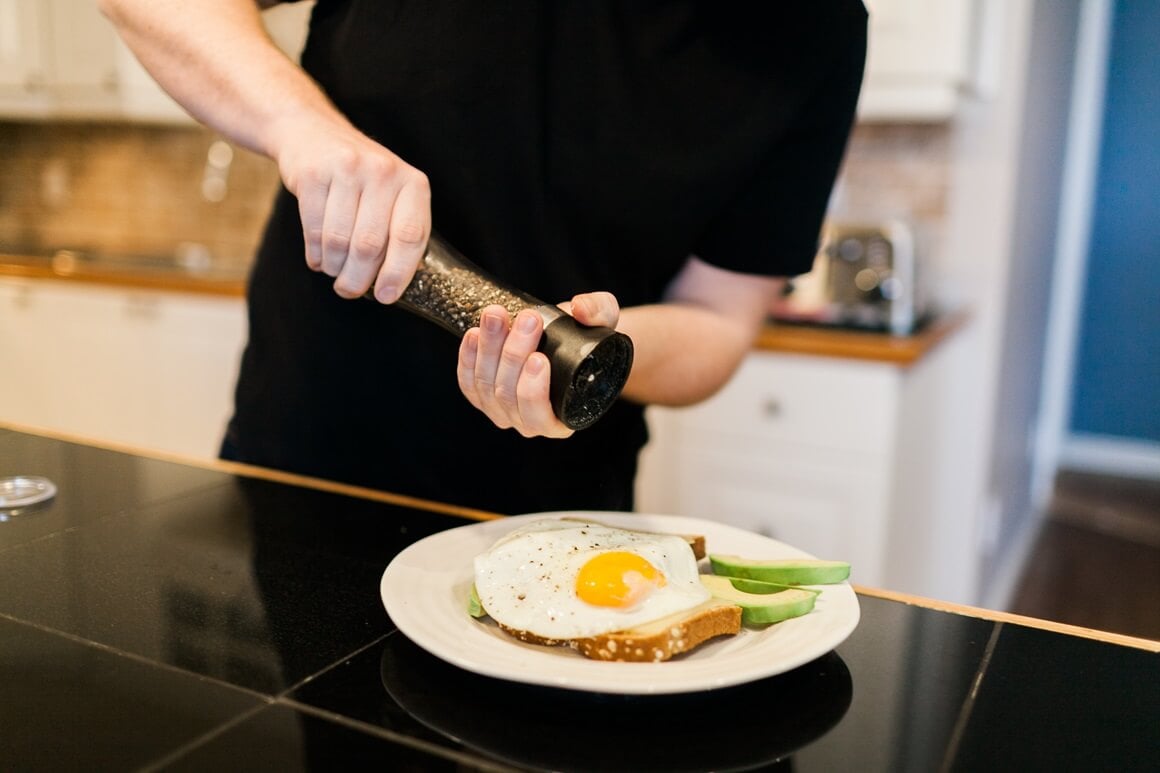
[1069,0,1160,442]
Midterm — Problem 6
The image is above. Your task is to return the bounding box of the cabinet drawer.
[674,353,899,454]
[666,444,890,586]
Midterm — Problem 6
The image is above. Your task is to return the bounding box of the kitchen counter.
[2,424,1157,772]
[757,311,969,366]
[0,250,248,298]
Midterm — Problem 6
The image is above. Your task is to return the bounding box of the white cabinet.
[0,0,119,118]
[4,0,976,124]
[0,0,313,122]
[0,278,246,460]
[0,0,47,95]
[636,335,980,604]
[859,0,978,121]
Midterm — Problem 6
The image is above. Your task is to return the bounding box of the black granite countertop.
[1,427,1157,772]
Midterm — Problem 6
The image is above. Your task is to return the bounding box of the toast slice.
[496,598,742,663]
[573,598,741,662]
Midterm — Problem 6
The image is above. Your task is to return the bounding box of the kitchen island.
[1,424,1156,772]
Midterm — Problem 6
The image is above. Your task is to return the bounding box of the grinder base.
[539,317,634,431]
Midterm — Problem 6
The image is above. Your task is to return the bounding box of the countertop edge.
[0,255,248,298]
[854,583,1160,653]
[754,310,970,366]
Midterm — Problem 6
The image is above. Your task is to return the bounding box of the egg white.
[473,519,710,640]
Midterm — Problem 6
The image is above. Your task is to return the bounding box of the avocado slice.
[709,554,851,585]
[721,575,821,596]
[700,574,817,625]
[467,583,486,618]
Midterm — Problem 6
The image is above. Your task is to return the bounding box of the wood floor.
[1009,469,1160,642]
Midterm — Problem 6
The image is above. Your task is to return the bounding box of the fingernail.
[526,354,545,375]
[377,284,398,303]
[483,313,504,333]
[461,330,478,365]
[517,312,538,333]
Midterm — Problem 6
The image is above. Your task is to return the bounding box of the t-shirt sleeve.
[693,13,867,279]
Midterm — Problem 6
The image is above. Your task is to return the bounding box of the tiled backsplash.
[835,124,951,220]
[829,123,952,267]
[0,120,280,268]
[0,119,951,272]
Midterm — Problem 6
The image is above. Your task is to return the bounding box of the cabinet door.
[46,0,118,98]
[636,352,899,586]
[0,279,138,439]
[132,291,247,458]
[859,0,975,121]
[668,441,891,587]
[0,0,45,94]
[0,0,119,116]
[0,278,53,423]
[677,354,898,455]
[0,0,311,121]
[0,279,246,459]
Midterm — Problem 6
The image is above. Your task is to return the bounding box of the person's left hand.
[457,292,621,438]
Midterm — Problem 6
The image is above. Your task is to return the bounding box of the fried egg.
[473,519,710,641]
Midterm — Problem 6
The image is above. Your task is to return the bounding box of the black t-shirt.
[223,1,867,514]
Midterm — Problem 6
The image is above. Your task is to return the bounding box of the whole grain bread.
[496,598,742,663]
[484,521,724,661]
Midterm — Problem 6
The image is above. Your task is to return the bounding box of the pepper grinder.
[367,233,634,430]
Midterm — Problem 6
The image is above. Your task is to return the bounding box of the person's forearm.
[615,301,758,406]
[98,0,346,160]
[611,257,784,407]
[102,0,433,303]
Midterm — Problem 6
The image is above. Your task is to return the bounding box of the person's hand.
[275,116,431,303]
[457,292,621,438]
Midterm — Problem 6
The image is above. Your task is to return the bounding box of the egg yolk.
[575,551,667,608]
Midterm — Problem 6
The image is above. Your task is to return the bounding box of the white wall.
[938,0,1087,607]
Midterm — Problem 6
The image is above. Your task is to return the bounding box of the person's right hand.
[274,116,431,303]
[98,0,431,303]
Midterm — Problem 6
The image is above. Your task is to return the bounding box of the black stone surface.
[0,430,227,551]
[2,429,1156,772]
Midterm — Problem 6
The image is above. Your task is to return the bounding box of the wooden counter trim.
[855,584,1160,653]
[0,255,247,298]
[755,310,970,366]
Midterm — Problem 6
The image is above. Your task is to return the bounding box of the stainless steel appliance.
[770,220,928,335]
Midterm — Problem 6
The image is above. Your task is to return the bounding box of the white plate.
[380,512,860,695]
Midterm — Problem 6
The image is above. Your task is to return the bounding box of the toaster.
[770,220,928,336]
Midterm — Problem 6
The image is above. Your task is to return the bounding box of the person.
[100,0,867,514]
